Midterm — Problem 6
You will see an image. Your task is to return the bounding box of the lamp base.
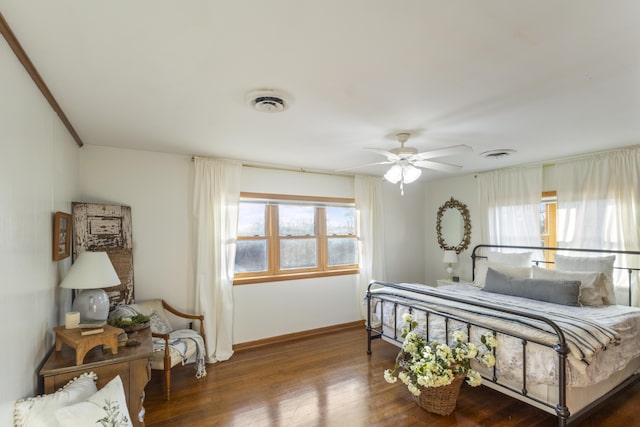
[72,289,109,322]
[446,266,453,281]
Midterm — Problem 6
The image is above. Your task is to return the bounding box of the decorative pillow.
[554,254,616,304]
[149,311,172,334]
[482,267,582,306]
[14,372,98,427]
[132,300,174,331]
[487,251,533,267]
[532,266,606,306]
[55,375,132,427]
[473,259,531,288]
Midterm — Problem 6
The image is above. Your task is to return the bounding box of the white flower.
[383,369,397,383]
[466,370,482,387]
[402,312,413,323]
[403,341,417,354]
[398,371,410,385]
[466,342,478,358]
[452,330,467,343]
[408,383,421,396]
[483,334,498,349]
[481,352,496,368]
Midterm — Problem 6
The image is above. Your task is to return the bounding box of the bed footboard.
[366,281,573,426]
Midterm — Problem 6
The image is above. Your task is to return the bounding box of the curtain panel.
[477,165,543,247]
[354,175,386,318]
[555,147,640,305]
[193,158,242,362]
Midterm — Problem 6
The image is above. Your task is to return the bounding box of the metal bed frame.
[366,244,640,426]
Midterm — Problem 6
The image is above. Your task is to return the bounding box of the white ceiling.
[2,1,639,181]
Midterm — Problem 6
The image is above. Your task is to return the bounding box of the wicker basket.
[411,375,465,416]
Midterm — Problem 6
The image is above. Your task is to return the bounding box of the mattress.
[370,283,640,388]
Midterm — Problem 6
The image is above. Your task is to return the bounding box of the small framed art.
[53,211,72,260]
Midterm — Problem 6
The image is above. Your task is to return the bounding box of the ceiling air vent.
[247,89,292,113]
[481,149,516,159]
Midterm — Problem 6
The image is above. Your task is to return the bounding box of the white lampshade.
[60,251,120,322]
[60,251,121,290]
[442,250,458,264]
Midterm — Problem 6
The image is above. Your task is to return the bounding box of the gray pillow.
[482,268,582,306]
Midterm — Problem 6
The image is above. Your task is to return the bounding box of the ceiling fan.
[346,132,473,194]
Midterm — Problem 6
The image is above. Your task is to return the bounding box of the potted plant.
[383,313,497,415]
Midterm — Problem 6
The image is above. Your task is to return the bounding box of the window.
[540,191,557,264]
[234,193,359,284]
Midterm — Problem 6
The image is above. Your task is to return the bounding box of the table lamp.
[60,251,120,322]
[442,250,458,281]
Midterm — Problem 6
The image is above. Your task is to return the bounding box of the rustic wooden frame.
[53,211,72,260]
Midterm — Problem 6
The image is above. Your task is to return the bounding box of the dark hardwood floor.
[144,325,639,426]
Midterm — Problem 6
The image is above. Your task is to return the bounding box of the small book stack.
[78,321,106,336]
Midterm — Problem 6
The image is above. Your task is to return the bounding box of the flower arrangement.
[384,313,497,397]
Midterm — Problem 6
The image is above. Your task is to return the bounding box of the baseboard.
[233,320,365,351]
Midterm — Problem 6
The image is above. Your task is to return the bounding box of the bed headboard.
[471,244,640,306]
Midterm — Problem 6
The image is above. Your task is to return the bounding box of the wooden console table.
[40,328,153,427]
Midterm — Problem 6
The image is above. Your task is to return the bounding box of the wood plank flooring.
[144,324,639,426]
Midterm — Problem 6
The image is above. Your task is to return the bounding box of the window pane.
[326,207,356,235]
[235,240,267,273]
[237,203,266,236]
[279,205,315,236]
[280,238,317,269]
[328,237,358,266]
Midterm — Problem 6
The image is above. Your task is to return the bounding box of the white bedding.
[371,283,640,388]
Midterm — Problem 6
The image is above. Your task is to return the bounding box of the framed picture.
[53,211,72,261]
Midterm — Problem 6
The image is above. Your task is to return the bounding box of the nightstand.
[436,279,472,287]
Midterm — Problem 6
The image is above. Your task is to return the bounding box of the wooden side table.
[41,328,153,427]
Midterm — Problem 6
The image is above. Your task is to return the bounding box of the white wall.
[424,174,481,285]
[77,146,194,312]
[0,37,79,423]
[77,147,426,343]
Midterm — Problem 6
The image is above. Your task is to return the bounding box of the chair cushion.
[150,330,198,370]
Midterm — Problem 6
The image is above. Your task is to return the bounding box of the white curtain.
[477,165,543,247]
[193,158,242,362]
[555,147,640,305]
[355,175,386,318]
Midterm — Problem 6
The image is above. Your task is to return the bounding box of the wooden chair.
[134,299,206,400]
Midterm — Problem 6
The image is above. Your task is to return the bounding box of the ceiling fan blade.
[414,144,473,160]
[364,148,400,161]
[413,160,463,173]
[336,160,393,172]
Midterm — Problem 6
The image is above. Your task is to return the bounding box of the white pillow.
[554,254,616,304]
[14,372,98,427]
[532,266,606,306]
[487,251,533,267]
[55,375,132,427]
[473,259,532,288]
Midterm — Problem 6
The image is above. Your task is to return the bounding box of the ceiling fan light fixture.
[402,165,422,184]
[384,165,402,184]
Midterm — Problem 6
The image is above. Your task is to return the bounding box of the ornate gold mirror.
[436,197,471,254]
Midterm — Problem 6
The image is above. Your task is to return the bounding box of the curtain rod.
[474,144,640,178]
[191,155,356,179]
